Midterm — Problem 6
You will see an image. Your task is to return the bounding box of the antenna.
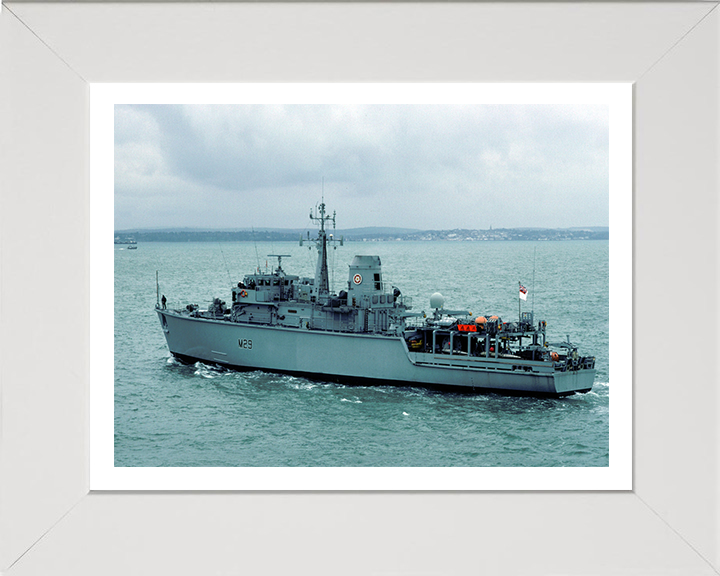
[221,249,232,285]
[267,254,291,272]
[308,192,340,298]
[329,241,335,293]
[252,226,260,271]
[532,245,536,315]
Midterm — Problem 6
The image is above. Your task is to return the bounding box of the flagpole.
[532,246,536,317]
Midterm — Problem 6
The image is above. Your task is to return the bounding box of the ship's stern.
[553,368,596,395]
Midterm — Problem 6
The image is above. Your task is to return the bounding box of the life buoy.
[240,290,248,298]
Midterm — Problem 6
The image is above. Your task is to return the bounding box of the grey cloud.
[115,103,608,230]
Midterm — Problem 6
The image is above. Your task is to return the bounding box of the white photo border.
[90,83,632,491]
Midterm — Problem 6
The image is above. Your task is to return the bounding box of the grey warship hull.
[156,202,596,397]
[157,310,595,397]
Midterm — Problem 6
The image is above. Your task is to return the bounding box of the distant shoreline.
[115,227,608,243]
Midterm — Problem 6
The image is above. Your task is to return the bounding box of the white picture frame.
[1,2,718,574]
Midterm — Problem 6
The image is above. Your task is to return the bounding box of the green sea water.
[114,240,609,467]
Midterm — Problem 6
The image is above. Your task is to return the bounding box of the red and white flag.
[519,284,528,301]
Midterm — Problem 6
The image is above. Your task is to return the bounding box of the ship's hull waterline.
[158,310,595,397]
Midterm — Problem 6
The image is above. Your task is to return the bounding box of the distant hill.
[115,226,608,243]
[335,227,422,236]
[115,226,423,236]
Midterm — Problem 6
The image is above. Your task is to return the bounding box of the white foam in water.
[192,361,225,379]
[286,381,318,391]
[241,371,267,382]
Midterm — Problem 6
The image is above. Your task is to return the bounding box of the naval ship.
[156,203,596,396]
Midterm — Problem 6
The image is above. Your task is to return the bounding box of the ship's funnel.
[348,255,383,296]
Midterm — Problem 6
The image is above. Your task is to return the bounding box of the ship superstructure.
[156,203,595,396]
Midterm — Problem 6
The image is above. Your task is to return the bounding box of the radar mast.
[309,201,335,299]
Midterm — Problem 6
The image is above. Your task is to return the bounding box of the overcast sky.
[114,103,608,231]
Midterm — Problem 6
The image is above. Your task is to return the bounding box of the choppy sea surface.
[115,240,609,467]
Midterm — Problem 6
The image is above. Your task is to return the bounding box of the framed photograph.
[91,82,631,491]
[2,2,718,574]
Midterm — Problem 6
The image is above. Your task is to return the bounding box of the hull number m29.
[238,338,253,350]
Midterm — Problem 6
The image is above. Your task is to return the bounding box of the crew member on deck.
[161,294,167,309]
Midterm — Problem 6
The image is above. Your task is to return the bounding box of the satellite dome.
[429,292,445,309]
